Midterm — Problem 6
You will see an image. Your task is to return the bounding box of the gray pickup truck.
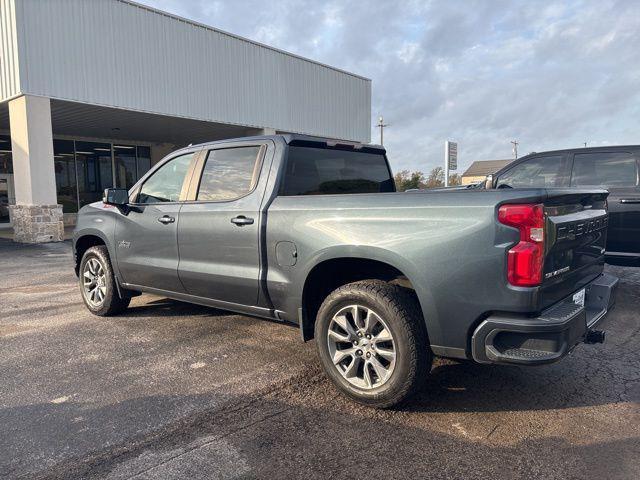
[73,134,618,407]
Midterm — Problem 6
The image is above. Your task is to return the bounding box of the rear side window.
[571,152,638,187]
[197,146,262,201]
[280,146,394,196]
[138,153,194,203]
[496,155,569,188]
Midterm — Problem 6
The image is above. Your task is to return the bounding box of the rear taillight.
[498,203,545,287]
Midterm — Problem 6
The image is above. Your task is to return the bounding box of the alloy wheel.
[82,258,107,307]
[327,305,397,389]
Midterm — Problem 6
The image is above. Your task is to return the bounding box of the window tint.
[138,153,194,203]
[197,146,262,201]
[571,152,638,187]
[496,155,569,188]
[280,146,394,196]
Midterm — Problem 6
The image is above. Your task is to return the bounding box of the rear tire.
[79,245,130,316]
[315,280,431,408]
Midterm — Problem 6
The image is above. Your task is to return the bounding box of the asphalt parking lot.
[0,239,639,479]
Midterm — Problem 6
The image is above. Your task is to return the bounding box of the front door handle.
[231,215,254,226]
[157,215,175,224]
[620,198,640,204]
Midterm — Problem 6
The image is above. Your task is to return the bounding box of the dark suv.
[489,146,640,266]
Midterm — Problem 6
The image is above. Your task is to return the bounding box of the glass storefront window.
[0,135,14,224]
[137,146,151,179]
[2,136,154,213]
[53,140,78,213]
[75,141,113,208]
[114,144,137,189]
[0,135,12,174]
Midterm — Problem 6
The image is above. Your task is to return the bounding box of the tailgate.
[539,189,609,307]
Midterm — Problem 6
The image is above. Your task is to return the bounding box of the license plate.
[573,289,585,307]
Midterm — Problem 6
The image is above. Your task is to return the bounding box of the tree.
[394,170,426,191]
[448,173,462,186]
[425,167,444,188]
[394,167,460,191]
[422,168,462,188]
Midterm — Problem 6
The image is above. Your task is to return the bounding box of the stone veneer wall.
[9,205,64,243]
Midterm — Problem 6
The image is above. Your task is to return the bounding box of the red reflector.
[498,204,545,287]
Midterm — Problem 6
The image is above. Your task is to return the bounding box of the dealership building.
[0,0,371,242]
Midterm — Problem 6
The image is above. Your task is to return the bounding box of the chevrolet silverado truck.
[73,135,618,407]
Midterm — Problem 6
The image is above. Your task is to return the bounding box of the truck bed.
[265,187,609,356]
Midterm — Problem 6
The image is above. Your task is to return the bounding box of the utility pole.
[583,142,587,148]
[510,140,519,159]
[376,116,389,146]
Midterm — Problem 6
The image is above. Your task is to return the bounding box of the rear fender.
[297,246,439,344]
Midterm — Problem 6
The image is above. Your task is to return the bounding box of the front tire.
[79,245,130,316]
[315,280,431,408]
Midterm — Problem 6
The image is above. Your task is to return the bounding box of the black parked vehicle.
[487,146,640,266]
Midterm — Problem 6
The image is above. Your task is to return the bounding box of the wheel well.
[301,258,416,341]
[74,235,105,275]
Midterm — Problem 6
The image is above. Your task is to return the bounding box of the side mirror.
[484,174,494,190]
[103,188,129,206]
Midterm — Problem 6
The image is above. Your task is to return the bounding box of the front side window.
[280,146,394,196]
[571,152,638,187]
[138,153,195,203]
[197,146,262,201]
[496,155,569,188]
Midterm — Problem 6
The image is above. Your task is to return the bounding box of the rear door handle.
[157,215,175,224]
[620,199,640,204]
[231,215,254,226]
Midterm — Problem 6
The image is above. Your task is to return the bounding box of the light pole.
[510,140,519,159]
[376,116,389,146]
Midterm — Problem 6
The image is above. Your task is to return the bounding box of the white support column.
[261,127,277,135]
[8,95,63,243]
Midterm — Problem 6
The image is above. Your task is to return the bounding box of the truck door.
[177,141,274,306]
[570,150,640,257]
[115,151,197,292]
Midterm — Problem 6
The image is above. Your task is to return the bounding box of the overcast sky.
[142,0,640,174]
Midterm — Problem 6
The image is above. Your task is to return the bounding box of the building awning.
[0,99,260,146]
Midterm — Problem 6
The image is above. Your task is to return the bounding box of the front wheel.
[315,280,432,408]
[79,245,130,316]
